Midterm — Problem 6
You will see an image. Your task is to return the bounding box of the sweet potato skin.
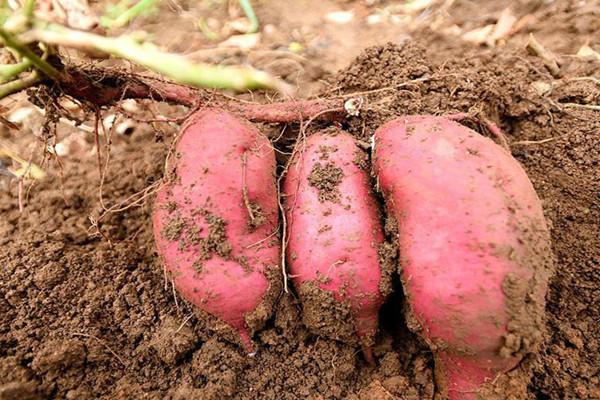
[152,109,281,351]
[373,116,552,399]
[284,129,386,362]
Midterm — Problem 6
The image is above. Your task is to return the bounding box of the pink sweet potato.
[373,116,553,399]
[153,109,281,351]
[284,129,387,363]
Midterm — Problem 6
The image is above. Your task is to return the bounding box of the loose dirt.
[307,161,345,203]
[1,0,599,399]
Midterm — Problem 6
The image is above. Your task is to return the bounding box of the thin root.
[512,137,557,146]
[172,277,180,313]
[94,109,103,177]
[276,175,289,293]
[561,102,600,111]
[446,112,511,151]
[175,313,195,333]
[17,179,24,212]
[70,332,126,367]
[241,152,256,223]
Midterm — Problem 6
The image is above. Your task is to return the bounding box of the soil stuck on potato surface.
[1,1,599,399]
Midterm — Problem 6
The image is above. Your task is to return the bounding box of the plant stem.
[53,68,344,121]
[0,70,40,100]
[0,59,32,83]
[25,21,292,94]
[239,0,259,33]
[0,146,45,179]
[0,28,61,79]
[101,0,158,29]
[197,17,219,41]
[23,0,36,19]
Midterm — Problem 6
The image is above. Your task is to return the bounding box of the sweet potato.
[152,109,281,352]
[373,116,553,399]
[284,129,387,363]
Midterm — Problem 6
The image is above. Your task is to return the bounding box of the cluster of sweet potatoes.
[153,109,552,399]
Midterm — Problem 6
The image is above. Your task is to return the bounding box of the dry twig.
[526,34,561,78]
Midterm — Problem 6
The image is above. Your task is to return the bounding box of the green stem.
[0,71,40,99]
[239,0,259,33]
[0,28,61,79]
[101,0,158,29]
[197,17,219,41]
[0,59,32,83]
[26,21,291,93]
[23,0,35,19]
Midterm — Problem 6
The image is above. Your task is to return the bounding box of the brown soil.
[307,161,345,203]
[1,0,599,399]
[297,281,357,345]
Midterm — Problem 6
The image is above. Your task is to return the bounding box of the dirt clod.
[246,202,267,231]
[150,316,199,365]
[308,162,344,203]
[298,281,357,344]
